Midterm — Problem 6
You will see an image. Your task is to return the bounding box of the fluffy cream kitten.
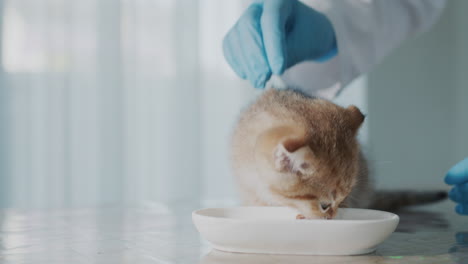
[231,89,446,219]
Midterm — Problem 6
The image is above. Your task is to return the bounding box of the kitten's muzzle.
[320,202,331,212]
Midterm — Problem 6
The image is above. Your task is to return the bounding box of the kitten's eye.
[319,202,331,212]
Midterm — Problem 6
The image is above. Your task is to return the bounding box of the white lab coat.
[281,0,447,99]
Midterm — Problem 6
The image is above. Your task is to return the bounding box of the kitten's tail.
[368,190,447,212]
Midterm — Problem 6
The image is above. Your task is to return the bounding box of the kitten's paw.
[296,214,306,220]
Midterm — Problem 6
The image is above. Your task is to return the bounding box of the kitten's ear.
[346,105,365,131]
[274,138,314,174]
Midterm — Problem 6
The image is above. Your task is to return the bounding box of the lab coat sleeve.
[281,0,447,100]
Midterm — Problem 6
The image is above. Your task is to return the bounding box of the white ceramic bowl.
[192,207,399,255]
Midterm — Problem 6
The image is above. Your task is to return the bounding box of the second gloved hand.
[223,0,337,88]
[445,157,468,215]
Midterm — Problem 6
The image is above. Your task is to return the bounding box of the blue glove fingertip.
[252,72,271,89]
[445,171,459,185]
[445,157,468,185]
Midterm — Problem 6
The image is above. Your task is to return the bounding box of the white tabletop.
[0,200,466,264]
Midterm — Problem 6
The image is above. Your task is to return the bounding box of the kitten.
[231,89,446,219]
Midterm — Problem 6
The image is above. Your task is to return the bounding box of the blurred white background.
[0,0,258,209]
[0,0,466,209]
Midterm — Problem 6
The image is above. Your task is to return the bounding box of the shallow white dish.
[192,207,399,255]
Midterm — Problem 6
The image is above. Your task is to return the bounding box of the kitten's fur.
[231,89,445,219]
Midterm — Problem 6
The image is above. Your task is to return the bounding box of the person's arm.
[288,0,447,98]
[223,0,447,99]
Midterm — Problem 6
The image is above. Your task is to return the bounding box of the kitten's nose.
[320,202,331,211]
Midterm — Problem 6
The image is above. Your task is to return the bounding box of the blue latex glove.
[222,0,337,88]
[445,157,468,215]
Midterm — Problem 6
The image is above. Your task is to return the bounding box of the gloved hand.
[445,157,468,215]
[222,0,337,88]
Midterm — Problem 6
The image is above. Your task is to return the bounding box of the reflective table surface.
[0,200,466,264]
